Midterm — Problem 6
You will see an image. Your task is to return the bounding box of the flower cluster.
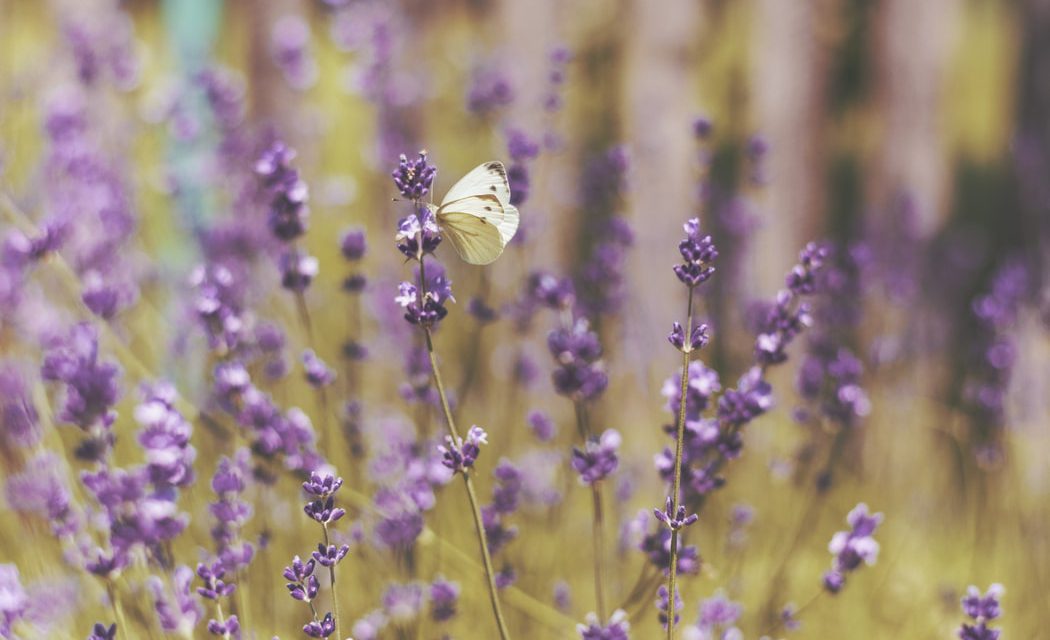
[570,429,621,485]
[303,471,348,526]
[438,426,488,474]
[653,496,698,531]
[254,140,319,293]
[392,151,437,201]
[196,561,239,637]
[548,318,608,402]
[823,503,883,593]
[395,206,443,260]
[255,141,309,241]
[578,215,634,318]
[576,609,630,640]
[284,556,319,603]
[958,584,1003,640]
[302,349,336,387]
[396,260,454,328]
[135,382,196,490]
[673,218,718,288]
[467,65,514,118]
[209,451,255,573]
[656,585,682,629]
[668,321,709,353]
[754,242,829,367]
[270,15,318,90]
[41,323,121,449]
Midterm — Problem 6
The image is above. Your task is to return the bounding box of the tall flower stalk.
[662,218,716,638]
[392,151,512,640]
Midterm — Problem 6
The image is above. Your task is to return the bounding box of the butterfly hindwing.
[438,211,505,265]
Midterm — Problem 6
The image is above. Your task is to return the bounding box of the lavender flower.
[576,609,630,639]
[312,542,350,568]
[303,471,347,525]
[548,318,608,402]
[41,323,121,437]
[271,15,318,90]
[279,249,319,292]
[696,591,743,639]
[303,612,335,638]
[439,426,488,474]
[656,585,682,629]
[302,349,336,387]
[340,227,367,261]
[571,429,621,485]
[527,410,557,442]
[429,577,459,622]
[668,321,710,353]
[283,555,320,602]
[505,128,540,207]
[395,206,442,259]
[958,584,1003,640]
[467,65,514,117]
[196,561,235,600]
[255,141,310,241]
[673,218,718,288]
[87,623,117,640]
[209,452,254,573]
[823,503,883,593]
[149,565,202,635]
[135,382,196,490]
[382,581,425,623]
[640,527,700,577]
[653,497,698,531]
[392,151,437,201]
[0,564,27,637]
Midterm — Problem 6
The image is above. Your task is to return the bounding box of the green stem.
[323,524,342,640]
[106,580,131,640]
[418,253,512,640]
[575,401,606,620]
[666,286,695,640]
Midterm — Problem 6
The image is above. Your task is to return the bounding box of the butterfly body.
[432,161,520,264]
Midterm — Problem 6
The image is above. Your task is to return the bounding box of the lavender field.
[1,1,1047,639]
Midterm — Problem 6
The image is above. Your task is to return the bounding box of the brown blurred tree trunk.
[871,0,960,237]
[750,0,829,290]
[621,0,701,370]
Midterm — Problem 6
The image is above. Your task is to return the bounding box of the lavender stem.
[666,285,695,640]
[322,524,342,640]
[419,255,512,640]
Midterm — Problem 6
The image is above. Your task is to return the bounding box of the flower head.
[392,151,437,201]
[958,584,1003,640]
[823,503,883,593]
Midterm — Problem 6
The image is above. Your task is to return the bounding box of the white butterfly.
[428,161,520,265]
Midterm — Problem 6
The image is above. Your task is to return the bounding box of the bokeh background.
[1,0,1048,639]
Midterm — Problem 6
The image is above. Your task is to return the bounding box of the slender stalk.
[322,524,342,640]
[574,401,606,620]
[294,289,332,446]
[418,253,511,640]
[213,601,232,640]
[591,481,608,621]
[666,285,695,640]
[423,326,512,639]
[106,580,131,640]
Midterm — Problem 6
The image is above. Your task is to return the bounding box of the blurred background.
[1,0,1048,638]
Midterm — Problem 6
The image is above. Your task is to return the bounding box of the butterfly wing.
[441,161,512,208]
[436,161,520,263]
[496,203,519,246]
[439,211,506,265]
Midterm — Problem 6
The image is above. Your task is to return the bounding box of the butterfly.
[428,161,519,265]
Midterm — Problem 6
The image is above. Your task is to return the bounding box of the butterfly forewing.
[441,161,512,208]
